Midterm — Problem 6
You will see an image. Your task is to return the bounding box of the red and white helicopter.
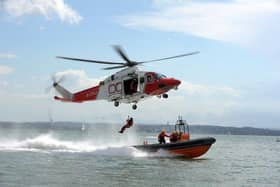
[51,46,198,110]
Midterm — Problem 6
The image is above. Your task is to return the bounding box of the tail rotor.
[45,74,66,94]
[46,74,73,101]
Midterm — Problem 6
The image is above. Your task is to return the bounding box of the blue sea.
[0,124,279,187]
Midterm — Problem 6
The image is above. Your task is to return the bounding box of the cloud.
[172,81,241,119]
[2,0,83,24]
[0,81,9,88]
[180,81,240,97]
[54,69,105,91]
[0,53,16,59]
[119,0,280,50]
[0,65,14,75]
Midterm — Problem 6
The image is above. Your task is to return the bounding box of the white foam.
[0,134,153,157]
[0,133,175,158]
[0,134,119,152]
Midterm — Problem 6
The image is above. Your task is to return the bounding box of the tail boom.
[72,85,100,102]
[53,84,100,103]
[53,83,73,101]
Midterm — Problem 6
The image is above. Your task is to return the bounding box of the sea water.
[0,124,279,187]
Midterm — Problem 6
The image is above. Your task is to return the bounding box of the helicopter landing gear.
[132,104,137,110]
[114,101,119,107]
[162,93,168,98]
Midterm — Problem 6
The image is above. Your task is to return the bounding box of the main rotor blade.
[113,45,131,64]
[102,65,127,70]
[138,51,200,64]
[56,56,124,65]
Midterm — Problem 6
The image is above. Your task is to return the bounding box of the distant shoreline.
[0,121,280,136]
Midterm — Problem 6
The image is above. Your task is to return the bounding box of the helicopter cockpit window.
[155,74,166,80]
[147,75,153,83]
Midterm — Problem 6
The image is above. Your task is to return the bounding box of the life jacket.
[158,131,166,139]
[170,133,178,142]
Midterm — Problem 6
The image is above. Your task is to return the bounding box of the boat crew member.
[169,131,179,143]
[119,117,134,133]
[158,129,169,144]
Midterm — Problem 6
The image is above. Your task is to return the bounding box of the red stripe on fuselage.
[73,86,100,102]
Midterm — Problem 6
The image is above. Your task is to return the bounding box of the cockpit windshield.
[155,74,166,80]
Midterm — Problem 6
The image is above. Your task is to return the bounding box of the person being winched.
[119,117,134,133]
[158,129,169,144]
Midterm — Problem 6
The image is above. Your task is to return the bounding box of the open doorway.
[124,78,138,95]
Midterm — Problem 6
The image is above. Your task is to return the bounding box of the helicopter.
[50,46,199,110]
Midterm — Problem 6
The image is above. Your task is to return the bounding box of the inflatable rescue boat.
[133,116,216,158]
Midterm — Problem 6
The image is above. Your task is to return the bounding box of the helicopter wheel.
[114,101,119,107]
[132,104,137,110]
[163,93,168,98]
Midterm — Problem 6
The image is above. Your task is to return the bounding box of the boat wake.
[0,134,173,158]
[0,134,127,152]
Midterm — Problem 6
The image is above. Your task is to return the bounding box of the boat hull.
[133,137,216,158]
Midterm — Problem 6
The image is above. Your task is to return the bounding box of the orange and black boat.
[133,116,216,158]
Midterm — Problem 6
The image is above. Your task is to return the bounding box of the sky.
[0,0,279,128]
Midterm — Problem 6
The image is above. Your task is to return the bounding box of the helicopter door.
[139,76,145,93]
[124,78,138,95]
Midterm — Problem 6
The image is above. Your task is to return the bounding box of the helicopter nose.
[172,79,181,89]
[167,78,181,87]
[159,78,181,89]
[173,79,181,86]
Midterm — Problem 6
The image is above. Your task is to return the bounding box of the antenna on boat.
[166,120,172,133]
